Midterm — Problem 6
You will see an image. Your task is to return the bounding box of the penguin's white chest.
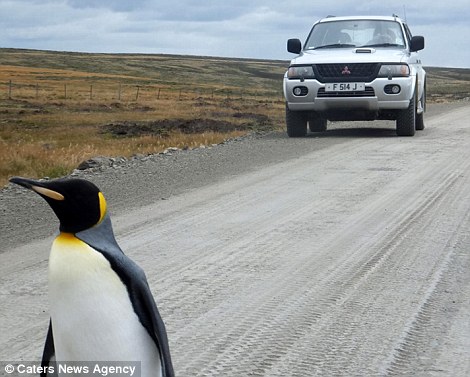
[49,233,161,376]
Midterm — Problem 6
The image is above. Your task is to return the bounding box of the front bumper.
[284,76,414,112]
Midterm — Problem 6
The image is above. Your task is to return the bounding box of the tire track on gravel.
[162,118,470,375]
[169,109,470,375]
[175,168,468,376]
[383,176,470,376]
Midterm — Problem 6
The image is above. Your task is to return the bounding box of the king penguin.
[10,177,174,377]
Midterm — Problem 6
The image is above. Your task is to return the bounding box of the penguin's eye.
[32,186,65,201]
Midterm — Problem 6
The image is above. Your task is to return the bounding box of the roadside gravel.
[0,102,464,251]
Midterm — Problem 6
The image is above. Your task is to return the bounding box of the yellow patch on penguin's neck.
[50,232,117,288]
[55,232,83,245]
[98,192,107,224]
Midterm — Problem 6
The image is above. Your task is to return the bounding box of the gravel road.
[1,103,469,376]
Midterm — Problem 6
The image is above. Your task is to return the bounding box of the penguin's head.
[10,177,107,234]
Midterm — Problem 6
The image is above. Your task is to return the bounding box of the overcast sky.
[0,0,468,68]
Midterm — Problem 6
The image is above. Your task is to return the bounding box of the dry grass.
[0,95,283,186]
[0,49,286,186]
[426,67,470,102]
[0,127,247,182]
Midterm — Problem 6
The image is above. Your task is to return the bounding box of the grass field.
[0,49,287,186]
[425,67,470,102]
[0,48,468,186]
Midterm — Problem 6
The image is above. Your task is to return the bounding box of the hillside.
[0,48,287,95]
[1,49,468,100]
[426,66,470,102]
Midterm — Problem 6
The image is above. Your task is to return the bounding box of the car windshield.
[305,19,406,50]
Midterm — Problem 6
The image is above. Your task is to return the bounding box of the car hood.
[290,48,408,65]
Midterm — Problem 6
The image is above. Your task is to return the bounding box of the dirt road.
[1,104,469,376]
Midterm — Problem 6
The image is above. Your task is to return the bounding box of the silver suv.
[283,15,426,137]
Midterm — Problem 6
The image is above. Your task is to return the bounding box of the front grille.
[317,87,375,98]
[315,63,379,83]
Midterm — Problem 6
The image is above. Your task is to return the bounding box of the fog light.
[293,86,308,96]
[384,84,401,94]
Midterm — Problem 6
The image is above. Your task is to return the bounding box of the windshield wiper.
[361,43,401,48]
[312,43,356,50]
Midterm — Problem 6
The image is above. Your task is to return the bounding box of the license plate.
[325,83,365,92]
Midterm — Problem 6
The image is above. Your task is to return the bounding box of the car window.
[305,20,406,49]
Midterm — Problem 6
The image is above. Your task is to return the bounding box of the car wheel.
[396,90,416,136]
[286,104,307,137]
[415,111,424,131]
[308,113,327,132]
[415,87,425,131]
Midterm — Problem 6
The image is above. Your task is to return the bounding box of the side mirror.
[287,39,302,54]
[410,36,424,52]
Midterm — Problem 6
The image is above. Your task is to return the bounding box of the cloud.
[414,23,470,68]
[0,0,468,67]
[66,0,149,12]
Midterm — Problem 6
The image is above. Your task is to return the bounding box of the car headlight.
[287,66,315,79]
[378,64,410,78]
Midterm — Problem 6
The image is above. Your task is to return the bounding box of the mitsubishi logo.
[342,66,351,75]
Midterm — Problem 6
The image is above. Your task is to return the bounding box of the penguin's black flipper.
[76,215,175,377]
[130,273,175,377]
[40,319,56,377]
[108,250,175,377]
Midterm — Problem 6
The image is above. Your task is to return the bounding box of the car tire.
[396,90,416,136]
[286,104,307,137]
[415,111,424,131]
[308,113,327,132]
[415,87,425,131]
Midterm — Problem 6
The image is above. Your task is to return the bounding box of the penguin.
[9,177,174,377]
